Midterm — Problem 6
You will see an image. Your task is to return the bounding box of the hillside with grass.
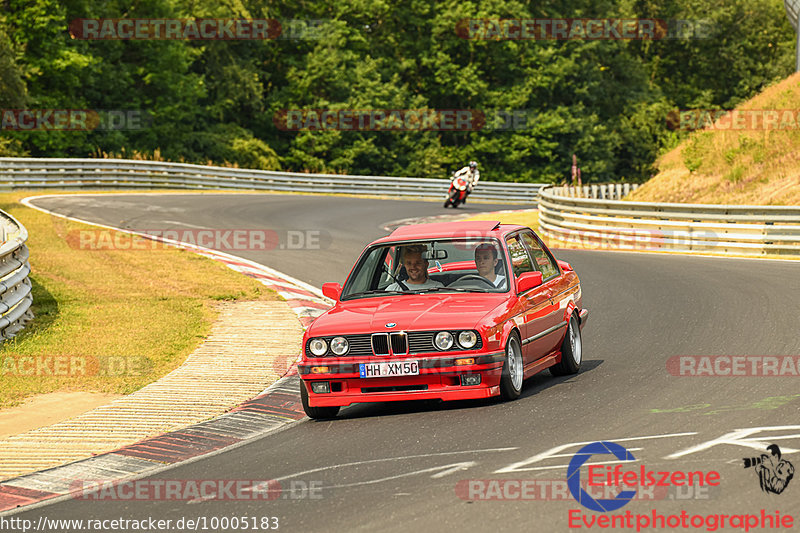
[628,72,800,205]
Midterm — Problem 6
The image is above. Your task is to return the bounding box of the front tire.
[499,333,523,401]
[550,313,582,376]
[300,382,340,419]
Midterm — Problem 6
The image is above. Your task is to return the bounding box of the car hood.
[309,293,510,335]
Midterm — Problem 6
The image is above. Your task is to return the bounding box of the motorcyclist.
[452,161,480,203]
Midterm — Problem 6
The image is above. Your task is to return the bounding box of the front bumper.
[298,350,505,407]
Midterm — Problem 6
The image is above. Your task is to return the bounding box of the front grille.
[408,332,435,353]
[390,332,408,355]
[346,335,373,356]
[306,330,482,357]
[371,333,390,355]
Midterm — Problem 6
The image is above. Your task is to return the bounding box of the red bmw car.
[298,220,588,419]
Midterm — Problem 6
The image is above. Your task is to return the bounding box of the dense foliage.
[0,0,794,182]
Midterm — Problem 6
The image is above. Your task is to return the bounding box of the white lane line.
[666,426,800,459]
[324,461,478,489]
[512,459,641,473]
[158,220,210,229]
[225,461,482,501]
[495,432,697,474]
[240,447,519,488]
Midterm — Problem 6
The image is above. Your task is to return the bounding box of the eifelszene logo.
[743,444,794,495]
[568,441,637,512]
[565,440,795,531]
[566,441,721,511]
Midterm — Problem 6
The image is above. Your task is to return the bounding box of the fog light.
[460,374,481,386]
[311,366,330,374]
[455,358,476,366]
[311,382,331,394]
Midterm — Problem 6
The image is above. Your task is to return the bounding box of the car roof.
[371,220,527,245]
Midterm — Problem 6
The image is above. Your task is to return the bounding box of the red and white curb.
[20,193,333,331]
[0,195,335,514]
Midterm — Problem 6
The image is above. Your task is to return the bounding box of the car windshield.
[342,238,509,299]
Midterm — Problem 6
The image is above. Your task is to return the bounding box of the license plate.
[359,360,419,378]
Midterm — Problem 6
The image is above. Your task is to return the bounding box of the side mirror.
[322,282,342,301]
[517,271,543,293]
[557,260,573,272]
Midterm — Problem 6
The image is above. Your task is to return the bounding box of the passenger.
[474,243,506,288]
[386,245,444,291]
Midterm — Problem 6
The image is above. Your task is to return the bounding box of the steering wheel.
[449,274,496,289]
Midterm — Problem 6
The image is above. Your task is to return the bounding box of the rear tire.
[300,382,340,419]
[499,333,523,401]
[550,314,582,376]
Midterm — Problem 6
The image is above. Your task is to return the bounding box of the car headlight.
[434,331,454,350]
[330,336,349,356]
[309,338,328,356]
[458,331,478,349]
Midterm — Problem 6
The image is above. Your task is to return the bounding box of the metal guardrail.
[0,210,33,341]
[0,156,543,340]
[0,158,544,204]
[538,185,800,257]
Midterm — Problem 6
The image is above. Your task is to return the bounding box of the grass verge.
[628,72,800,205]
[0,191,278,409]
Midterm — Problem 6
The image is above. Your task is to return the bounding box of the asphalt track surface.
[15,193,800,532]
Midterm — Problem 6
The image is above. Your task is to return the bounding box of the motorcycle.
[443,173,469,208]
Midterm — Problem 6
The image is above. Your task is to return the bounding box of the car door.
[519,231,565,355]
[506,234,553,365]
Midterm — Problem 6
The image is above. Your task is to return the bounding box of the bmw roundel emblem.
[385,323,397,328]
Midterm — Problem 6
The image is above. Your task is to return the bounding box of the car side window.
[350,247,388,292]
[520,232,559,280]
[506,236,534,278]
[376,246,398,289]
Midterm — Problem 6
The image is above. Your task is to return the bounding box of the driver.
[386,245,444,291]
[474,243,505,288]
